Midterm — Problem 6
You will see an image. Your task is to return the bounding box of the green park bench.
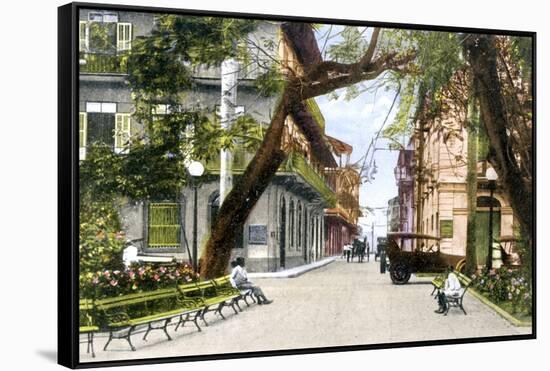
[79,275,257,353]
[193,277,242,325]
[215,275,257,310]
[95,285,203,351]
[79,299,99,358]
[431,270,473,315]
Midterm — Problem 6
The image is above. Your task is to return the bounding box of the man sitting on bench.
[435,266,462,314]
[230,257,273,305]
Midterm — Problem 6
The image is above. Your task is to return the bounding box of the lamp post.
[187,160,205,274]
[486,167,498,270]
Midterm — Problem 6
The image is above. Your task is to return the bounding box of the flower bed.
[470,266,532,319]
[80,262,198,299]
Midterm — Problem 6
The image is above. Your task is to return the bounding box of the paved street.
[81,258,531,363]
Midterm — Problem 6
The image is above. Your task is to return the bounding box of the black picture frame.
[58,2,536,368]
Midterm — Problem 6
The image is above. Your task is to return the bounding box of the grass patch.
[470,290,532,327]
[414,272,439,278]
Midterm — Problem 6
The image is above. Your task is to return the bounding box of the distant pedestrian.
[354,238,365,263]
[344,244,352,263]
[230,257,273,305]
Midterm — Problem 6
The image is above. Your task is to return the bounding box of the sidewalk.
[248,256,337,278]
[81,259,531,363]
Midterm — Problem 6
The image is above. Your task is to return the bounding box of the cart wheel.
[390,262,411,284]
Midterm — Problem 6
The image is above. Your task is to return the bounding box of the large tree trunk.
[465,34,533,241]
[465,100,479,274]
[200,24,413,278]
[200,92,292,278]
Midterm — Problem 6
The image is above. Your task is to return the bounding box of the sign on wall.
[440,219,454,238]
[248,224,268,245]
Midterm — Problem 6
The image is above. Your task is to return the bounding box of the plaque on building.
[440,219,454,238]
[248,224,267,245]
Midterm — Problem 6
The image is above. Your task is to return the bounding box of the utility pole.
[414,89,427,250]
[219,57,239,204]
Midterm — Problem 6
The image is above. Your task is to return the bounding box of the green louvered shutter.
[148,203,181,248]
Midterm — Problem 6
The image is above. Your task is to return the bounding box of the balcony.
[204,147,251,174]
[280,152,336,207]
[79,52,128,74]
[205,149,335,207]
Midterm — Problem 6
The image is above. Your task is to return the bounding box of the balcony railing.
[204,147,251,174]
[281,152,336,207]
[205,149,336,207]
[79,52,129,74]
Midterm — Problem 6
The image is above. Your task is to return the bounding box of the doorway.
[475,196,501,266]
[279,197,286,269]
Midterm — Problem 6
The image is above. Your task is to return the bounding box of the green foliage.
[81,263,197,299]
[80,144,123,202]
[79,201,126,298]
[89,22,115,52]
[510,36,532,79]
[471,266,532,315]
[326,26,368,63]
[383,80,415,141]
[381,30,465,142]
[253,64,285,97]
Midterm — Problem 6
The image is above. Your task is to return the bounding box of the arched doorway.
[475,196,501,266]
[279,196,286,269]
[303,208,308,263]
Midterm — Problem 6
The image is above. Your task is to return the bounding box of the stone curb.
[467,288,532,327]
[248,257,337,279]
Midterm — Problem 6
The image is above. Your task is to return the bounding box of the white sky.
[314,25,401,243]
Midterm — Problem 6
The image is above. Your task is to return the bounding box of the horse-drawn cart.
[386,232,465,285]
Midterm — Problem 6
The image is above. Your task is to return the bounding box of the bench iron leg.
[193,312,202,332]
[216,303,226,319]
[143,323,152,341]
[163,319,172,341]
[103,331,113,351]
[201,307,209,326]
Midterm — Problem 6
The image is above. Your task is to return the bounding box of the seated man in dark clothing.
[230,257,273,305]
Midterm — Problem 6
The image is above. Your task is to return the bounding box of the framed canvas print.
[58,2,536,368]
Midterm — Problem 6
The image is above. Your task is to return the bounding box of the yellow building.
[412,100,516,266]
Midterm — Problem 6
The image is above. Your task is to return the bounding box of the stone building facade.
[78,10,355,272]
[411,98,515,264]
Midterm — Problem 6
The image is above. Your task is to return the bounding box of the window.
[79,21,88,51]
[86,102,116,113]
[117,23,132,51]
[79,112,87,160]
[297,202,302,250]
[114,113,131,154]
[289,200,295,248]
[148,203,181,248]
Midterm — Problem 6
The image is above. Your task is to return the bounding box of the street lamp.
[187,160,205,274]
[486,167,498,270]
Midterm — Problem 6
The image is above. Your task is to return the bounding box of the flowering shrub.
[471,266,532,315]
[80,262,198,299]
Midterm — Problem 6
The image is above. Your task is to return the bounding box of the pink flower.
[159,267,166,273]
[103,270,111,278]
[113,270,120,275]
[92,277,99,285]
[109,280,118,287]
[153,274,160,281]
[128,271,135,280]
